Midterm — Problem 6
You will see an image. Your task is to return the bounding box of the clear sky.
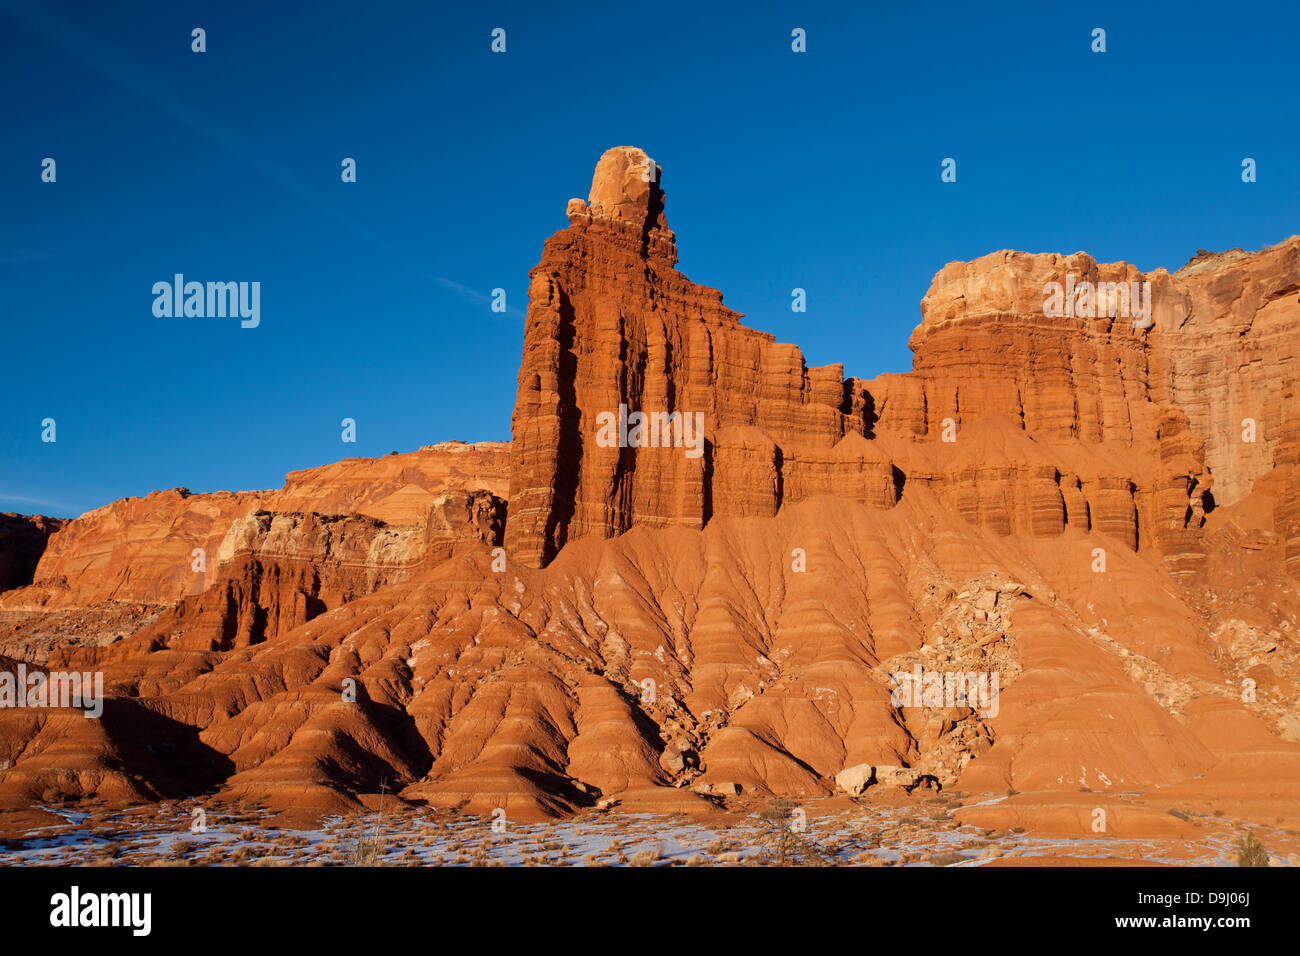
[3,0,1297,517]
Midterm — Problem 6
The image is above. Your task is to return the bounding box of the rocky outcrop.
[272,441,508,526]
[1161,241,1300,506]
[423,489,506,567]
[121,511,424,653]
[506,147,900,568]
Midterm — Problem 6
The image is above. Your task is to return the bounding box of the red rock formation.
[505,148,1216,582]
[506,147,885,568]
[3,148,1300,840]
[98,493,508,656]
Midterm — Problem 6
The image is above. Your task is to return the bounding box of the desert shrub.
[753,797,850,866]
[1237,832,1269,867]
[929,851,966,866]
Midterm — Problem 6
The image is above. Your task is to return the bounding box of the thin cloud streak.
[0,491,73,510]
[1,0,522,319]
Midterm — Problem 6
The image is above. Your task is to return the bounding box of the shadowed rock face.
[0,514,66,592]
[2,149,1300,834]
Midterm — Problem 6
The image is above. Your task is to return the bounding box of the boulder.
[835,763,874,796]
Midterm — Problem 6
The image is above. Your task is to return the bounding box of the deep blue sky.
[3,0,1297,518]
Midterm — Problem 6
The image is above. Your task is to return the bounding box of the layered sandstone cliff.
[1,442,509,614]
[0,445,509,664]
[505,147,893,568]
[505,148,1237,583]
